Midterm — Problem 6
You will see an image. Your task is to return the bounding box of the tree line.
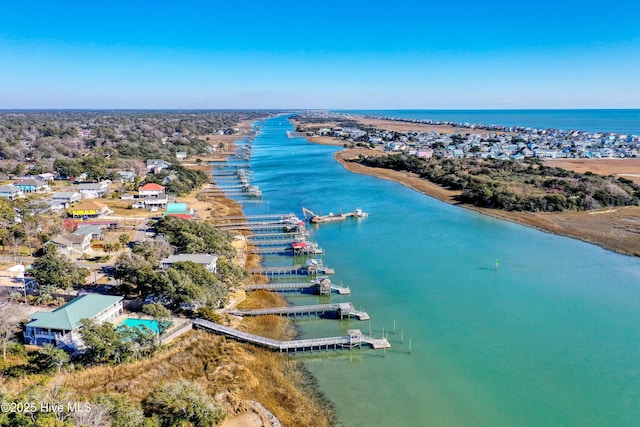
[352,154,640,212]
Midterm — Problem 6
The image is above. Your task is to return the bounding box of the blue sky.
[1,0,639,109]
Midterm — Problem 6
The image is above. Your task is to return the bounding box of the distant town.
[295,111,640,160]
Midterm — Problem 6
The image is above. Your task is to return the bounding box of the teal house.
[24,294,124,350]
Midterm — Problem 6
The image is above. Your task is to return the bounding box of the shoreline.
[290,119,640,257]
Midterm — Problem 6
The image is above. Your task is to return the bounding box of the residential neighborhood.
[296,111,640,160]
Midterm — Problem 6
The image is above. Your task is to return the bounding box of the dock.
[245,279,350,295]
[193,319,390,351]
[228,302,369,320]
[249,264,335,276]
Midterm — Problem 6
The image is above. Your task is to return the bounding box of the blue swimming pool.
[119,318,169,334]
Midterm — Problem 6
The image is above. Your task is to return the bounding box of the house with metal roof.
[0,184,24,200]
[160,253,218,273]
[24,294,124,350]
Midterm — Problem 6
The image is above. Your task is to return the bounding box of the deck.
[249,265,335,276]
[245,281,350,295]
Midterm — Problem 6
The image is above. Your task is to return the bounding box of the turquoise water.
[242,116,640,426]
[336,109,640,135]
[119,318,163,334]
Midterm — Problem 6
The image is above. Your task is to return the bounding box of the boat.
[301,207,368,224]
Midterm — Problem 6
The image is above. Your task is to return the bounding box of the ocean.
[238,113,640,426]
[335,109,640,136]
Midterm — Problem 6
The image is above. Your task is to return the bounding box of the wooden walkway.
[249,265,335,276]
[193,319,390,352]
[245,282,350,295]
[228,302,369,320]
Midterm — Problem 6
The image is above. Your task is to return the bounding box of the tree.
[37,344,70,373]
[146,379,225,427]
[132,238,173,265]
[114,253,157,295]
[142,303,172,334]
[0,294,21,360]
[118,233,130,247]
[92,394,145,427]
[29,251,89,290]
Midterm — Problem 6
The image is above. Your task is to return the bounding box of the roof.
[71,201,107,211]
[161,254,218,265]
[52,191,81,199]
[16,179,46,186]
[49,234,90,246]
[165,213,192,220]
[78,182,107,190]
[0,184,22,194]
[26,294,123,331]
[139,183,165,192]
[72,225,103,236]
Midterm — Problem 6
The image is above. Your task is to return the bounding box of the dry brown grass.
[545,158,640,183]
[62,290,332,427]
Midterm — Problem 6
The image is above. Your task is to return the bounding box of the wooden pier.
[249,264,335,276]
[193,319,390,351]
[245,280,350,295]
[228,302,369,320]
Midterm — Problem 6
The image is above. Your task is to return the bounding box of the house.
[72,225,104,240]
[69,200,113,219]
[163,202,193,219]
[24,294,124,350]
[146,159,171,174]
[52,191,82,205]
[46,234,92,256]
[14,178,49,193]
[161,254,218,273]
[78,182,109,199]
[138,183,165,197]
[37,173,56,182]
[0,184,24,200]
[175,151,188,161]
[117,171,136,182]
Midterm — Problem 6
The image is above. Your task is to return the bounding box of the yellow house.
[69,201,113,219]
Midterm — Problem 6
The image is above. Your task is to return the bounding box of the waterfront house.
[78,182,109,199]
[24,294,124,350]
[160,253,218,273]
[15,178,49,193]
[45,233,92,256]
[0,184,24,200]
[69,200,113,220]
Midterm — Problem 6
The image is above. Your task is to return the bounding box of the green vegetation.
[28,250,90,290]
[353,154,640,212]
[79,318,159,365]
[154,216,236,258]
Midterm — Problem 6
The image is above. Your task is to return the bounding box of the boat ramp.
[193,319,390,352]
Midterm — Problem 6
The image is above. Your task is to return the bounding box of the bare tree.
[0,291,21,360]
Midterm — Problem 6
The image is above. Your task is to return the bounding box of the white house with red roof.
[138,183,165,197]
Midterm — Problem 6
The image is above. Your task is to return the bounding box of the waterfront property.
[160,253,218,273]
[193,319,390,352]
[24,294,124,350]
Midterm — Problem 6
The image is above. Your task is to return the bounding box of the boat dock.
[228,302,369,320]
[249,264,335,276]
[302,207,369,224]
[193,319,389,351]
[245,278,350,295]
